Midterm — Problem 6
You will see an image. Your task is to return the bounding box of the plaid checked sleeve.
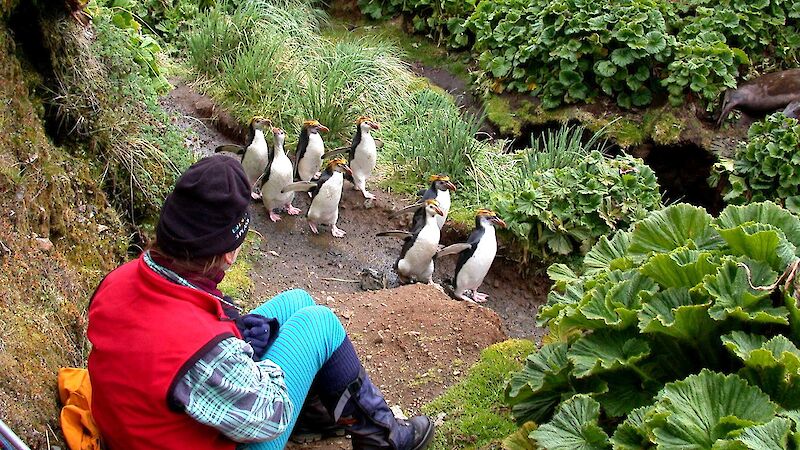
[171,337,294,443]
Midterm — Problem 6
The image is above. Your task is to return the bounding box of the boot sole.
[411,422,435,450]
[289,428,347,444]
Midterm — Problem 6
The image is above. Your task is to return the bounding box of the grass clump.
[422,339,536,450]
[186,0,412,145]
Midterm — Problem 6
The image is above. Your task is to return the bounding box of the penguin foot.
[309,222,319,234]
[471,291,489,303]
[362,190,376,200]
[251,191,262,200]
[286,204,301,215]
[331,226,346,238]
[269,210,282,222]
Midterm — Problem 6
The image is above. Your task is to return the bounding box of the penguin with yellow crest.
[378,199,444,283]
[215,116,272,199]
[294,119,329,182]
[436,209,506,303]
[282,158,352,237]
[347,116,381,199]
[391,173,456,232]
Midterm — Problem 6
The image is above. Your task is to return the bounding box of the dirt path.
[160,79,548,341]
[159,80,546,447]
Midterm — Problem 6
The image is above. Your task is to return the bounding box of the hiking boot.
[290,393,346,443]
[324,369,435,450]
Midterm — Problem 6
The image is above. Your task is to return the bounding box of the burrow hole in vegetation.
[503,121,724,214]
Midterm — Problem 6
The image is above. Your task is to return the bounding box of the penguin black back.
[454,216,486,276]
[409,182,439,232]
[295,126,310,180]
[349,123,363,162]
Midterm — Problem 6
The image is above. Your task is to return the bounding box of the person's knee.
[297,305,345,343]
[282,289,315,307]
[269,288,315,313]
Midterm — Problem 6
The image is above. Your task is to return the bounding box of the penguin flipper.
[376,230,413,239]
[215,144,245,154]
[281,181,318,193]
[322,146,350,159]
[436,243,471,258]
[389,202,424,218]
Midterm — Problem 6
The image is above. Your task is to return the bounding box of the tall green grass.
[185,1,412,143]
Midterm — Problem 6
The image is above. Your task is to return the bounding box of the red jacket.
[87,255,241,450]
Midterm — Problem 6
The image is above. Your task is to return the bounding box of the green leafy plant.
[360,0,798,110]
[505,201,800,448]
[487,125,662,263]
[711,113,800,213]
[95,0,170,93]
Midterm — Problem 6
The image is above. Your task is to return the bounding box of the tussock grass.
[422,339,536,450]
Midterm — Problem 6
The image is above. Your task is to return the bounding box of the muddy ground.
[159,80,548,448]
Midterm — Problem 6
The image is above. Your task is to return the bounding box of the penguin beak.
[343,164,353,176]
[318,125,330,133]
[433,205,444,216]
[444,181,456,191]
[491,217,507,228]
[369,121,380,130]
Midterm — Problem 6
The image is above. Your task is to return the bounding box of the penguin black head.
[326,158,353,176]
[272,127,286,147]
[356,116,381,131]
[429,173,456,192]
[425,199,445,217]
[303,120,330,134]
[250,116,272,130]
[476,209,506,228]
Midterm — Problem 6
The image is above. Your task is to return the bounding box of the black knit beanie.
[156,156,251,259]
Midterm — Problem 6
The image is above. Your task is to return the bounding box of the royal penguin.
[378,199,444,283]
[259,127,301,222]
[294,120,330,182]
[282,158,352,237]
[391,174,456,231]
[436,209,506,303]
[215,116,272,199]
[347,116,381,199]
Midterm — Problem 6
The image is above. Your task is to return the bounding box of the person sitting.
[86,155,434,450]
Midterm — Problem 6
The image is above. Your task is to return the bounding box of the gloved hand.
[235,314,278,360]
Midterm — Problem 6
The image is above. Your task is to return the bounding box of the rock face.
[287,282,508,450]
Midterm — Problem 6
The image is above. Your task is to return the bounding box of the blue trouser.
[243,289,346,450]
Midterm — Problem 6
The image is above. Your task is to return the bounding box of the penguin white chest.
[299,134,325,181]
[263,153,294,209]
[457,227,497,291]
[351,135,377,179]
[308,173,343,225]
[243,131,270,185]
[399,224,439,279]
[435,190,451,229]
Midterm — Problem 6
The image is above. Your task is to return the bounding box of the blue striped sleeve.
[172,337,294,443]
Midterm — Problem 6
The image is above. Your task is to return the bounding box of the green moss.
[219,232,261,308]
[485,97,523,136]
[422,339,537,450]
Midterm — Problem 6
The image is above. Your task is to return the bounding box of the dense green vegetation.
[422,339,536,449]
[712,113,800,213]
[359,0,800,110]
[505,201,800,448]
[485,125,662,263]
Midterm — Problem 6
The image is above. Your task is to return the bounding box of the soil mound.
[287,282,508,449]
